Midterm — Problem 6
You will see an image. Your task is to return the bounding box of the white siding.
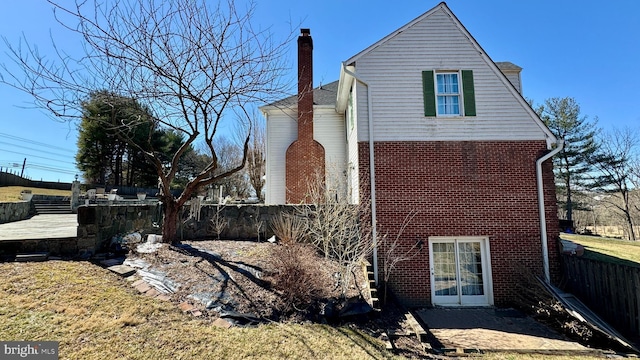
[263,106,347,205]
[264,108,297,205]
[314,107,348,200]
[346,86,360,204]
[502,71,522,94]
[353,8,547,143]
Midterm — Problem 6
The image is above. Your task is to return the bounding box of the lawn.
[560,233,640,265]
[0,186,71,202]
[0,260,609,359]
[0,260,398,360]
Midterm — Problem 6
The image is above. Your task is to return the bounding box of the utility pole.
[20,158,26,177]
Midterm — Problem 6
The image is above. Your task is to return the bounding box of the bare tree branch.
[0,0,294,242]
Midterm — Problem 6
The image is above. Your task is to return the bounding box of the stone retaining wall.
[77,203,297,254]
[0,201,31,224]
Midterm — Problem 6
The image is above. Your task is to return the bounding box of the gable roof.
[337,2,557,145]
[261,80,339,110]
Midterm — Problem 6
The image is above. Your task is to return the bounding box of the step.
[34,205,73,214]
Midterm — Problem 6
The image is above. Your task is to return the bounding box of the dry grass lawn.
[0,260,397,360]
[561,233,640,265]
[0,186,71,202]
[0,260,610,359]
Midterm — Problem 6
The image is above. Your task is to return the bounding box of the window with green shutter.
[422,70,476,117]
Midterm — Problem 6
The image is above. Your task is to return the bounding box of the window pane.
[433,242,457,296]
[436,73,459,94]
[458,242,484,296]
[437,95,460,115]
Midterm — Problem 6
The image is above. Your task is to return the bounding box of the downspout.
[342,63,379,286]
[537,139,564,283]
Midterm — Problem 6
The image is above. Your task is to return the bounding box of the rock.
[107,264,136,277]
[100,258,123,267]
[136,242,163,254]
[213,318,234,329]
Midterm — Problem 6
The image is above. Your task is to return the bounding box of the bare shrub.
[267,243,323,314]
[295,169,376,298]
[209,205,228,240]
[270,212,306,245]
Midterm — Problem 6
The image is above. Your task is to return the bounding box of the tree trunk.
[161,198,180,244]
[624,209,636,241]
[565,179,573,221]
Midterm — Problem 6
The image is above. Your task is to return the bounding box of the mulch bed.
[118,239,433,357]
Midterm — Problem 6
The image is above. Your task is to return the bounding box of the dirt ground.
[120,239,432,358]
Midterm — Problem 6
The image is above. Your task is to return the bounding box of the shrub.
[267,243,323,314]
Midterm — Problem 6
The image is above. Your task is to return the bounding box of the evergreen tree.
[536,97,599,221]
[76,91,158,187]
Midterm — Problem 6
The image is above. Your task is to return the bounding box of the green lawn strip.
[560,233,640,266]
[0,261,397,360]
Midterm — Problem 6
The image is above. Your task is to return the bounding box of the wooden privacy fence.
[562,254,640,337]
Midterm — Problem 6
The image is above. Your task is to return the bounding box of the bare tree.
[591,127,639,241]
[212,136,251,199]
[0,0,291,243]
[247,118,266,200]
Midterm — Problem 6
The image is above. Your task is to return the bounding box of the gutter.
[536,139,564,283]
[341,62,379,286]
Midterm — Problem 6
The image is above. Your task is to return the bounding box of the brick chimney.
[285,29,325,203]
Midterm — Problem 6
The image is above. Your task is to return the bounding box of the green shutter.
[422,70,436,117]
[462,70,476,116]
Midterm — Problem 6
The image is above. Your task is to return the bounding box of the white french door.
[429,237,492,306]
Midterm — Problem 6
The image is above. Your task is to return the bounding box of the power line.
[0,132,75,154]
[25,164,77,175]
[0,147,76,165]
[0,141,73,160]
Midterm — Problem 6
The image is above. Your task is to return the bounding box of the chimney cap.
[300,28,310,36]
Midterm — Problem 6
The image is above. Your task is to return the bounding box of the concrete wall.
[0,201,31,224]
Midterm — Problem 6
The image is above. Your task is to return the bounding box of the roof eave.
[336,63,355,112]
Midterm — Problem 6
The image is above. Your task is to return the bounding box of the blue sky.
[0,0,638,182]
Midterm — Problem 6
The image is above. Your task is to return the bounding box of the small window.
[423,70,476,117]
[436,73,460,116]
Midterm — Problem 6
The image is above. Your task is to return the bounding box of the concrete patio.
[0,214,78,241]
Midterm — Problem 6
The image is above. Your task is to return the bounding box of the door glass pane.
[433,242,457,296]
[458,242,484,296]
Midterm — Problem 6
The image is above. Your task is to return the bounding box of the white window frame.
[435,71,462,117]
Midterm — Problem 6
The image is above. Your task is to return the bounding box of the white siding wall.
[502,71,522,94]
[265,108,296,205]
[314,106,348,200]
[346,86,360,204]
[354,8,546,143]
[263,106,347,205]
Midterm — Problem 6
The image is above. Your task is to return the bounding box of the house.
[260,2,561,307]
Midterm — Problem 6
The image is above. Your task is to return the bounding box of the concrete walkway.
[0,214,78,241]
[415,307,596,353]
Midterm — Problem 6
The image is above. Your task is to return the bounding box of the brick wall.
[358,140,560,307]
[285,29,325,203]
